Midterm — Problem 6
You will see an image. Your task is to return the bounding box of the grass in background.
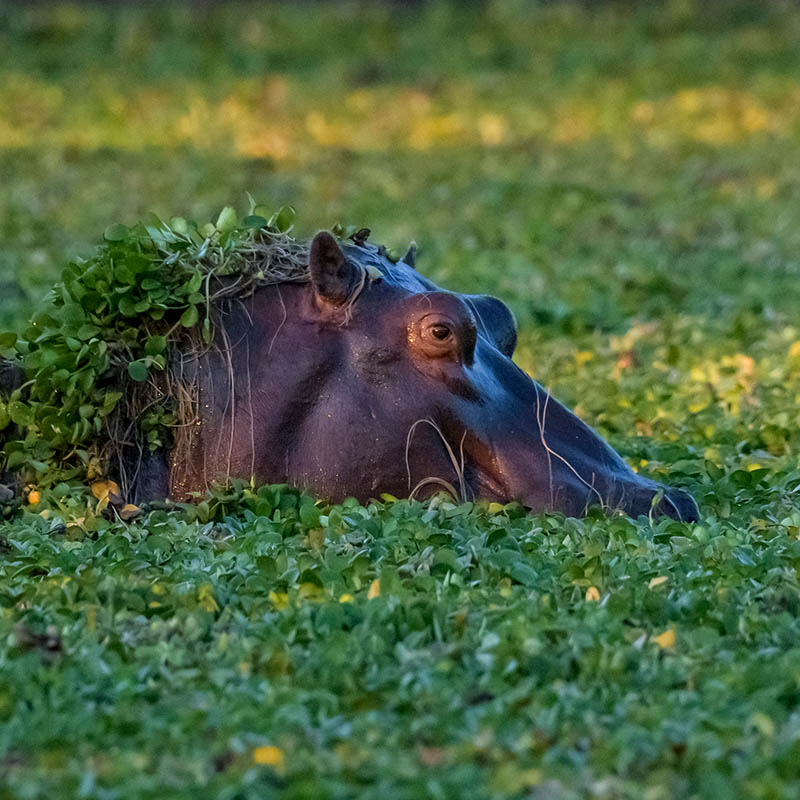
[2,2,800,797]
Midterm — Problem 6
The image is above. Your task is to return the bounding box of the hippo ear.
[402,242,417,269]
[309,231,360,306]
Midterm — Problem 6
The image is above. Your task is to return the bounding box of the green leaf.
[180,305,199,328]
[169,216,189,235]
[145,335,167,356]
[8,400,34,427]
[186,272,203,294]
[76,324,100,341]
[101,391,123,414]
[215,206,238,233]
[128,360,149,382]
[118,296,138,317]
[241,215,268,229]
[300,502,322,528]
[103,223,130,242]
[0,332,17,350]
[269,205,296,233]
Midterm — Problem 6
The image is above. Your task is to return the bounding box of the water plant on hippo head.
[0,204,698,521]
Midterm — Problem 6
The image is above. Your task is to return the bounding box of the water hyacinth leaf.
[61,303,86,327]
[0,332,17,350]
[118,296,138,317]
[119,503,141,521]
[103,223,129,242]
[180,305,199,328]
[216,206,238,233]
[269,206,295,233]
[76,324,100,341]
[169,217,189,235]
[127,359,149,382]
[241,215,269,229]
[299,501,322,528]
[185,271,204,294]
[8,400,34,427]
[101,392,123,414]
[145,336,167,356]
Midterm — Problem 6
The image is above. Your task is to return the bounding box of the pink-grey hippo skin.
[138,231,698,521]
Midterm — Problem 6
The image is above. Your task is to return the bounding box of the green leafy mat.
[1,202,311,488]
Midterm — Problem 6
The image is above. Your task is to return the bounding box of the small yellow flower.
[339,594,354,604]
[648,576,668,589]
[27,490,41,506]
[653,629,676,649]
[367,579,381,599]
[585,586,601,602]
[253,745,285,770]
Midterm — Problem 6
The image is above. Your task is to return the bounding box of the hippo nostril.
[660,488,700,523]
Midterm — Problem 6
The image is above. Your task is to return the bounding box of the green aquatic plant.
[0,201,318,488]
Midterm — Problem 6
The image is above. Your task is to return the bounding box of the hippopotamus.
[136,231,698,521]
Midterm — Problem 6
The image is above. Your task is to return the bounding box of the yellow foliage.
[368,579,381,599]
[268,590,290,611]
[409,113,465,150]
[648,576,668,589]
[119,504,141,521]
[298,582,325,601]
[789,341,800,370]
[253,745,285,771]
[197,584,220,613]
[478,113,507,146]
[91,480,120,501]
[652,629,676,649]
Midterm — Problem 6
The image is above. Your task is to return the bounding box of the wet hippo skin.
[143,231,699,522]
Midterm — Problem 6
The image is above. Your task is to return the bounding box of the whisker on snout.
[405,418,468,503]
[533,383,607,512]
[409,477,460,502]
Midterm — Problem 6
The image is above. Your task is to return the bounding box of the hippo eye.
[411,311,465,362]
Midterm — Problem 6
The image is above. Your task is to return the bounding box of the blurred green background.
[3,0,800,330]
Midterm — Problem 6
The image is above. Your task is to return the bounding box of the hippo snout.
[621,482,699,522]
[655,486,700,523]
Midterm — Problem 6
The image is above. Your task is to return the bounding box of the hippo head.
[174,231,698,522]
